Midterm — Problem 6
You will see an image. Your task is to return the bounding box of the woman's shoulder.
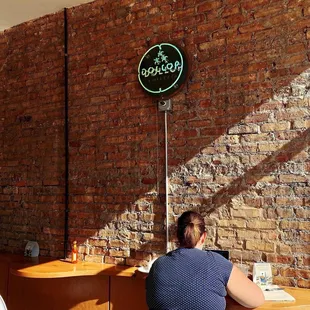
[157,248,232,264]
[171,247,216,261]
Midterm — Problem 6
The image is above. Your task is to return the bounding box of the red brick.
[197,1,222,12]
[1,1,309,280]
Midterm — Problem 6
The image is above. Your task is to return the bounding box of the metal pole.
[164,111,169,253]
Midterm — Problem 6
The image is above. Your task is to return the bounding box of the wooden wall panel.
[8,274,109,310]
[110,276,148,310]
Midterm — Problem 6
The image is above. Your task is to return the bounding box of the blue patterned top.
[146,248,233,310]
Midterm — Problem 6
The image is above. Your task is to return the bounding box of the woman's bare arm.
[227,265,265,308]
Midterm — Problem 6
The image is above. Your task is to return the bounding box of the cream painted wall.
[0,0,93,31]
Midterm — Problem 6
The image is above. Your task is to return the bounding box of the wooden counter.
[1,254,147,310]
[10,258,137,278]
[1,254,309,310]
[227,286,310,310]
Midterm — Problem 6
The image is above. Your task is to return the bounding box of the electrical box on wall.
[158,99,172,111]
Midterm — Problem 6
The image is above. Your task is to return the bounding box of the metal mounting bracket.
[158,99,172,111]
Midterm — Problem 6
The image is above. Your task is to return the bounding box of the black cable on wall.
[64,7,69,258]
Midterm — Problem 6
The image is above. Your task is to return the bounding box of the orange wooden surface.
[2,253,138,310]
[2,254,309,310]
[226,287,310,310]
[8,273,109,310]
[110,276,148,310]
[10,258,137,278]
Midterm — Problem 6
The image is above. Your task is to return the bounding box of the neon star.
[154,57,161,65]
[161,55,168,63]
[158,50,164,57]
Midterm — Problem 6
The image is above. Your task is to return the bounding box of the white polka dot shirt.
[146,248,233,310]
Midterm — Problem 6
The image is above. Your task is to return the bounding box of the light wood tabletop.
[9,257,137,278]
[227,286,310,310]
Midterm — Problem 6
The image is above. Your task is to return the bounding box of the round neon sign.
[138,43,188,98]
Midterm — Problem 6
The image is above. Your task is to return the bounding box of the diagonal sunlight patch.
[168,68,310,258]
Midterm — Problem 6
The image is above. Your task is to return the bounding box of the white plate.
[137,266,150,274]
[0,295,7,310]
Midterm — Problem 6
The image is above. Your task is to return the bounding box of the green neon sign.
[138,43,188,98]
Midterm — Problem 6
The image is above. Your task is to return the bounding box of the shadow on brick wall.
[1,2,310,275]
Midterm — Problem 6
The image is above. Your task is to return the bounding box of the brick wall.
[0,14,66,256]
[1,0,309,287]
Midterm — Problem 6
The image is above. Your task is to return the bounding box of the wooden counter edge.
[8,258,138,279]
[226,286,310,310]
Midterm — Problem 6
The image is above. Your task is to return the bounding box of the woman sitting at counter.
[146,210,265,310]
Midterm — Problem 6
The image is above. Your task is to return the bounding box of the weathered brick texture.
[0,0,309,287]
[0,14,65,257]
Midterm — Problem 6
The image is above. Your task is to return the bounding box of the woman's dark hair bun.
[177,211,205,248]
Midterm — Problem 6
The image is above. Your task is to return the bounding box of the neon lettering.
[141,61,183,78]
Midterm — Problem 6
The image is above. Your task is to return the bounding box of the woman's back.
[146,248,232,310]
